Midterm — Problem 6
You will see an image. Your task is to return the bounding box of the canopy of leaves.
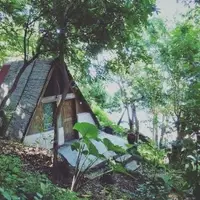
[0,0,156,62]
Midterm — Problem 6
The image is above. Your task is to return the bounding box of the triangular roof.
[0,59,99,140]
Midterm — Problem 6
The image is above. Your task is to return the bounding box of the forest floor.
[0,138,194,200]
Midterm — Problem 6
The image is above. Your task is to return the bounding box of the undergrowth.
[92,104,125,134]
[136,143,194,200]
[0,155,80,200]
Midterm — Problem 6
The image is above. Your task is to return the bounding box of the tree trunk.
[176,114,182,140]
[159,115,166,148]
[52,63,70,168]
[0,110,8,137]
[117,108,126,126]
[153,113,159,146]
[53,103,59,167]
[127,105,133,132]
[52,0,70,168]
[131,104,139,142]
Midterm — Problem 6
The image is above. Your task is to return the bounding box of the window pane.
[43,103,53,131]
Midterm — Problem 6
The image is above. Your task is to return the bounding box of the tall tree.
[160,22,200,139]
[0,0,156,165]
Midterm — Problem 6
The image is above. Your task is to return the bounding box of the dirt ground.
[0,138,144,199]
[0,139,195,200]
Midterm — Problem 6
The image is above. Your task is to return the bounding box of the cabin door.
[62,99,77,141]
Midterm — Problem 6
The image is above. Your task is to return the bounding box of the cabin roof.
[0,59,53,139]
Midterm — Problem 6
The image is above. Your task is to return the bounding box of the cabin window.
[43,103,54,131]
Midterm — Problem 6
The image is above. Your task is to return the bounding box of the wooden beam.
[41,93,75,104]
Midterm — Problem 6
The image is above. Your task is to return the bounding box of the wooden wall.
[28,100,78,141]
[27,65,98,141]
[62,99,78,140]
[29,103,44,135]
[75,98,91,113]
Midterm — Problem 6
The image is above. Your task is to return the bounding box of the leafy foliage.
[138,143,166,166]
[0,0,156,64]
[92,104,125,134]
[1,0,200,199]
[0,155,79,200]
[74,122,98,139]
[71,122,133,191]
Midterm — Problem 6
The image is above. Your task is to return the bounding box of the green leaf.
[34,193,43,200]
[73,122,98,139]
[12,167,20,174]
[82,150,89,155]
[157,174,171,186]
[40,183,46,194]
[111,163,131,177]
[187,155,197,162]
[84,139,100,157]
[71,142,81,151]
[103,138,126,154]
[0,188,11,200]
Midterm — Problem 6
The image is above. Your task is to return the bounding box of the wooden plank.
[41,93,75,104]
[62,99,76,141]
[29,103,43,135]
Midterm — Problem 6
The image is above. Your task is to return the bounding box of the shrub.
[0,155,80,200]
[92,104,125,135]
[71,122,128,192]
[138,143,166,166]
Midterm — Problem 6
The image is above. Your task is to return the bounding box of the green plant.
[138,143,166,167]
[71,122,105,191]
[133,159,186,199]
[71,122,131,191]
[182,137,200,199]
[0,187,20,200]
[0,155,80,200]
[168,136,200,198]
[92,104,125,135]
[136,141,192,199]
[133,181,170,200]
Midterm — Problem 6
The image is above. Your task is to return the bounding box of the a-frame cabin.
[0,59,99,149]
